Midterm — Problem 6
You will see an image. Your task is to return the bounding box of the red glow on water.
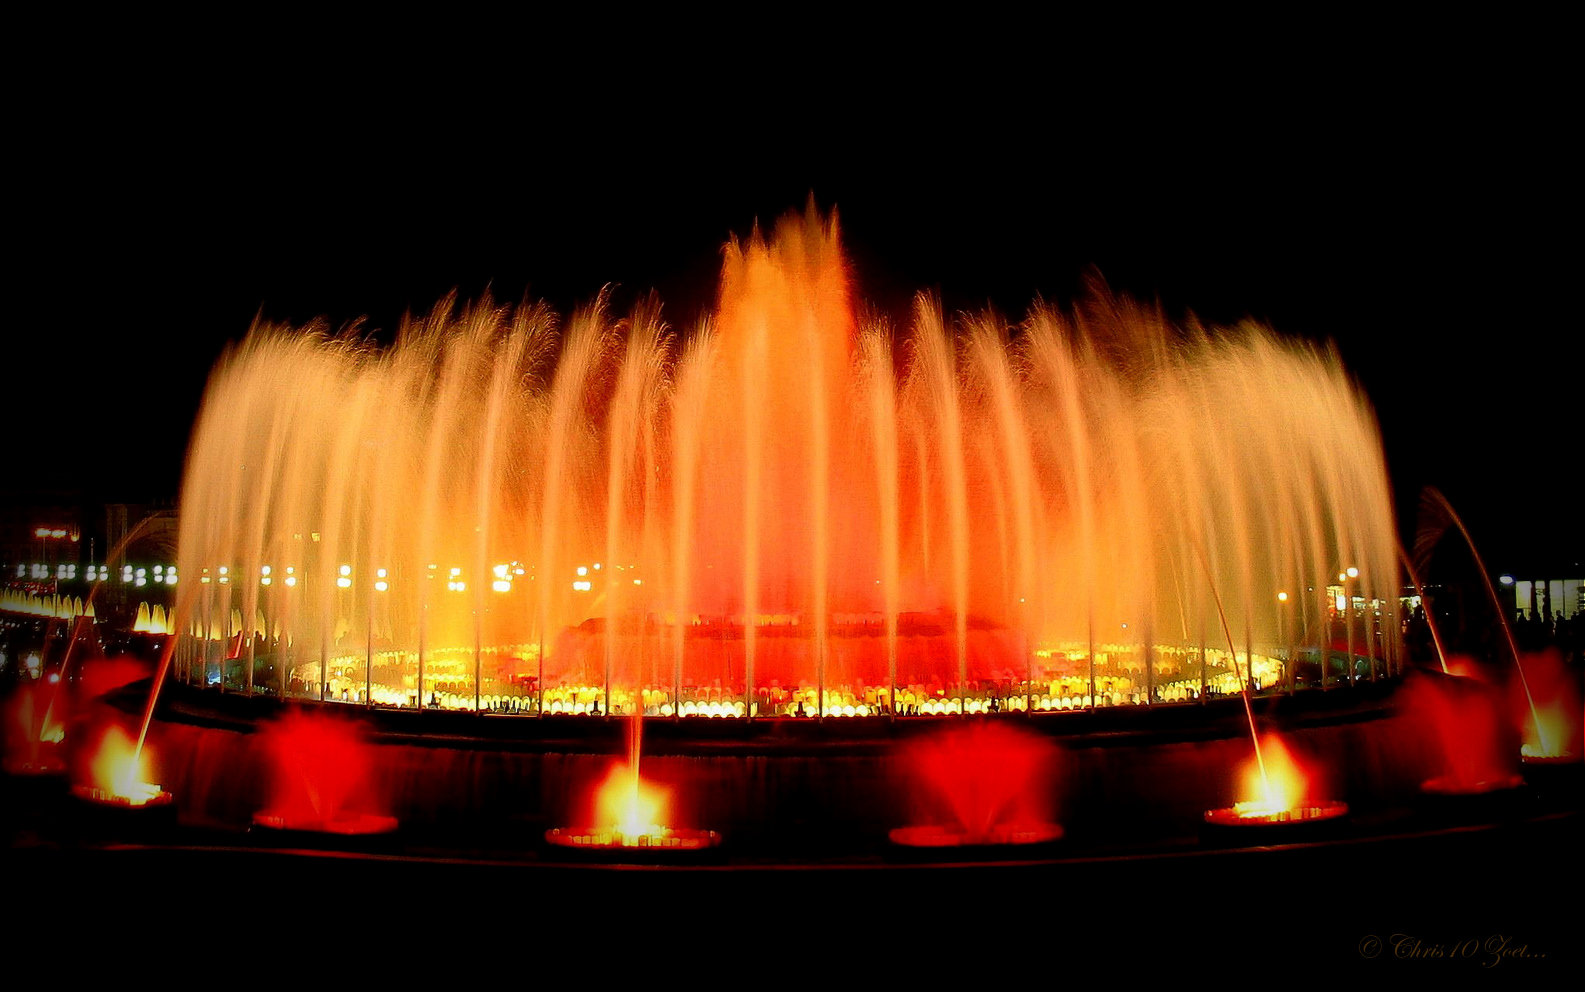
[253,710,389,832]
[1406,674,1519,793]
[902,722,1057,842]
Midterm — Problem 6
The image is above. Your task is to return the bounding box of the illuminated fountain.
[173,205,1401,720]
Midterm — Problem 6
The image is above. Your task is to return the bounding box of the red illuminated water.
[250,709,394,834]
[895,722,1059,845]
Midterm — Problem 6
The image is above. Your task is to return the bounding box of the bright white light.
[492,580,512,593]
[576,566,587,577]
[573,580,591,592]
[374,580,388,592]
[261,565,271,576]
[1346,566,1359,578]
[633,578,642,586]
[285,576,297,587]
[376,568,387,578]
[261,576,272,586]
[493,564,509,579]
[218,566,228,576]
[336,576,352,588]
[1277,591,1288,602]
[593,563,601,570]
[1499,574,1514,586]
[450,567,461,577]
[339,564,352,577]
[1335,594,1347,612]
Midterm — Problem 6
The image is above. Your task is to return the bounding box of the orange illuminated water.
[174,204,1400,714]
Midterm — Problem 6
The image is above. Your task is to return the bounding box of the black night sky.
[8,44,1577,575]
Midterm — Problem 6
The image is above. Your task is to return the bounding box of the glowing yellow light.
[1234,734,1306,817]
[632,578,642,586]
[1276,591,1288,602]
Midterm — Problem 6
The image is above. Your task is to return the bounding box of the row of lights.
[187,560,644,595]
[13,563,178,585]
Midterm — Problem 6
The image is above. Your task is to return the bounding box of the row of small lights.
[14,562,178,586]
[190,561,643,594]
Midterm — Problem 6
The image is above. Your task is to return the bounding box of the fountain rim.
[122,675,1405,758]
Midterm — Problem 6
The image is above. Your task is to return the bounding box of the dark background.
[7,38,1576,576]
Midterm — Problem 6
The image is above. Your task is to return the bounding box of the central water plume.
[177,204,1400,714]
